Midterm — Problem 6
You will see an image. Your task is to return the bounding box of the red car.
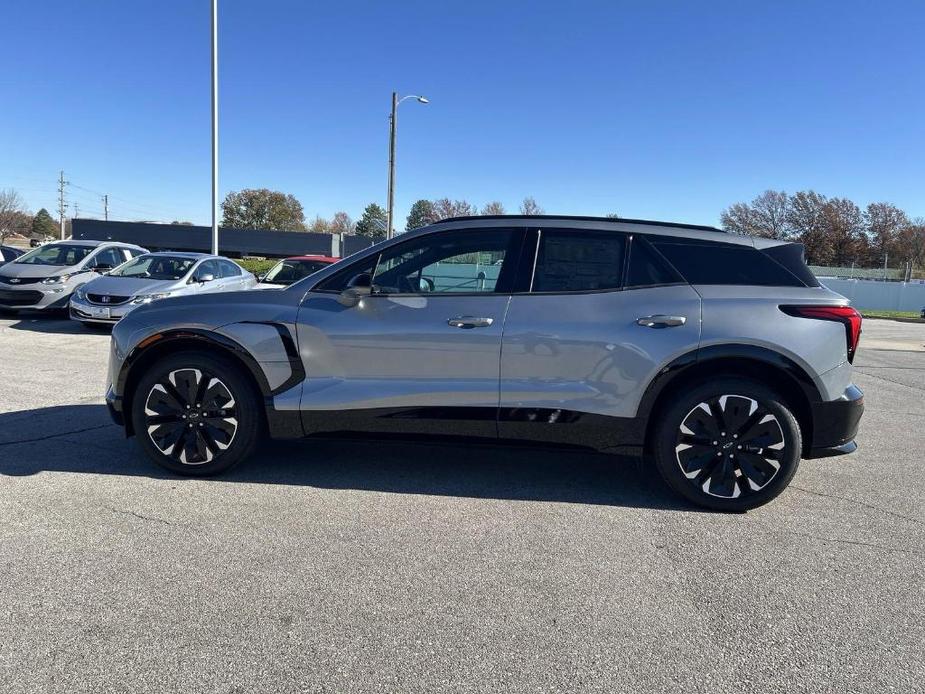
[255,255,339,288]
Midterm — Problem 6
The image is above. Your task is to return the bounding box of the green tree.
[406,199,436,230]
[220,188,306,231]
[355,203,387,240]
[32,207,58,238]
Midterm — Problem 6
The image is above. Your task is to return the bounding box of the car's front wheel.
[130,351,262,475]
[652,378,802,512]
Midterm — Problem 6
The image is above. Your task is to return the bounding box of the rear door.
[499,229,702,447]
[295,227,525,437]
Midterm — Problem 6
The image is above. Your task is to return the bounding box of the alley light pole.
[210,0,219,254]
[387,92,428,238]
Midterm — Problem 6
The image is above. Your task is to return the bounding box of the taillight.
[780,305,863,363]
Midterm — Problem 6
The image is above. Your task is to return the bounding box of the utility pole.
[387,91,397,239]
[73,201,79,219]
[210,0,219,255]
[57,170,69,240]
[103,194,109,221]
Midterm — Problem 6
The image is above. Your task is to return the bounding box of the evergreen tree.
[355,203,388,240]
[406,199,436,230]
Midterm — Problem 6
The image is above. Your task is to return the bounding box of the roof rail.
[432,214,725,233]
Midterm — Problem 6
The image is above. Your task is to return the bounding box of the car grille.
[0,276,45,285]
[87,294,131,305]
[0,289,43,305]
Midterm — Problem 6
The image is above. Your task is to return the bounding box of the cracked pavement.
[1,314,923,693]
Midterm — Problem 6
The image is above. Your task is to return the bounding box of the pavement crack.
[855,368,924,392]
[0,423,112,447]
[777,529,922,556]
[105,506,175,526]
[791,485,924,526]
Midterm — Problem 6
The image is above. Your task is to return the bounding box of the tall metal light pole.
[210,0,219,254]
[386,92,428,239]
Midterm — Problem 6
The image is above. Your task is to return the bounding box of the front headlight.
[130,292,172,305]
[74,286,88,300]
[41,273,74,285]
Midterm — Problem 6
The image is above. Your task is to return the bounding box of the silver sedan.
[69,252,256,326]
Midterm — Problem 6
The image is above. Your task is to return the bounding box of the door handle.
[636,314,687,328]
[447,316,494,329]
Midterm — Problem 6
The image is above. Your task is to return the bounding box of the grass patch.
[235,257,277,276]
[859,309,924,322]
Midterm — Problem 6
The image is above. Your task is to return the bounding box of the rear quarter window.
[651,241,807,287]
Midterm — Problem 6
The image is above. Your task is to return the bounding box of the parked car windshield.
[109,255,197,280]
[14,244,95,266]
[262,259,332,285]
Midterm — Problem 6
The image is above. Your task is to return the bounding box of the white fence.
[819,277,925,311]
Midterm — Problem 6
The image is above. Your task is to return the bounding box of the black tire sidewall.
[131,351,262,476]
[653,378,802,512]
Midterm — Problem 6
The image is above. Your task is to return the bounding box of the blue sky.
[2,1,923,228]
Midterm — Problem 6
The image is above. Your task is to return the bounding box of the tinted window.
[761,243,818,287]
[652,241,806,287]
[531,230,624,292]
[264,259,332,285]
[219,260,242,278]
[194,260,219,280]
[92,247,125,268]
[315,256,378,292]
[626,237,682,288]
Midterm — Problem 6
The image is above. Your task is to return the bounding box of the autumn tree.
[519,197,543,215]
[864,202,908,266]
[406,200,436,230]
[330,211,354,235]
[355,203,388,240]
[308,216,331,233]
[822,198,866,266]
[481,201,506,215]
[786,191,830,264]
[220,188,306,231]
[720,190,791,239]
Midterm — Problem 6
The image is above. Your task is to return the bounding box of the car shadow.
[0,404,695,512]
[2,312,106,334]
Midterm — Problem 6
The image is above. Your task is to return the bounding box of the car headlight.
[74,286,88,300]
[41,273,75,285]
[130,292,172,305]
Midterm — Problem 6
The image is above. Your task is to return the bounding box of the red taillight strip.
[780,305,862,363]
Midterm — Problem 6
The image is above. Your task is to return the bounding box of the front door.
[295,227,525,438]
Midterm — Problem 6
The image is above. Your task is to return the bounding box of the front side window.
[14,244,95,266]
[372,229,517,294]
[194,260,219,280]
[110,255,197,280]
[531,230,625,292]
[91,247,125,269]
[264,259,331,285]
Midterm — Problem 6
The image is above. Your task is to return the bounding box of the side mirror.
[196,273,215,283]
[257,273,266,282]
[337,273,372,307]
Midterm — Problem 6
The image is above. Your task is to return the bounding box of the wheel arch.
[119,329,271,437]
[639,345,821,456]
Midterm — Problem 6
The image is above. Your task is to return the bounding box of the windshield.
[109,255,196,281]
[263,259,331,285]
[15,244,95,266]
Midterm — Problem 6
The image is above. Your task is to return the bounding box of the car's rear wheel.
[652,378,802,511]
[130,351,262,475]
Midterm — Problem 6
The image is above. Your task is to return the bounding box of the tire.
[130,351,263,475]
[652,378,802,512]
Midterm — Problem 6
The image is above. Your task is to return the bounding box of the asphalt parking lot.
[1,314,923,693]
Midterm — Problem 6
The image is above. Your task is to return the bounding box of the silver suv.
[0,240,147,313]
[105,216,864,511]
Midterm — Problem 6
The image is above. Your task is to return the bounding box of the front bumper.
[106,384,125,427]
[805,384,864,458]
[69,295,138,323]
[0,285,72,310]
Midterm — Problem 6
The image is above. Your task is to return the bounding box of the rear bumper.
[805,384,864,458]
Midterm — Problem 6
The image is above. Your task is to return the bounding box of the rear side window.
[531,230,625,292]
[761,243,819,287]
[626,237,682,288]
[651,241,807,287]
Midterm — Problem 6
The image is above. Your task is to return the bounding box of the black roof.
[433,214,724,233]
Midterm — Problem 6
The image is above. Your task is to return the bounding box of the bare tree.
[432,198,476,220]
[330,211,354,235]
[481,201,506,215]
[519,197,544,215]
[308,216,331,233]
[0,189,30,243]
[720,190,790,238]
[787,191,831,265]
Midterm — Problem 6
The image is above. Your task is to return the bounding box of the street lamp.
[387,92,429,238]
